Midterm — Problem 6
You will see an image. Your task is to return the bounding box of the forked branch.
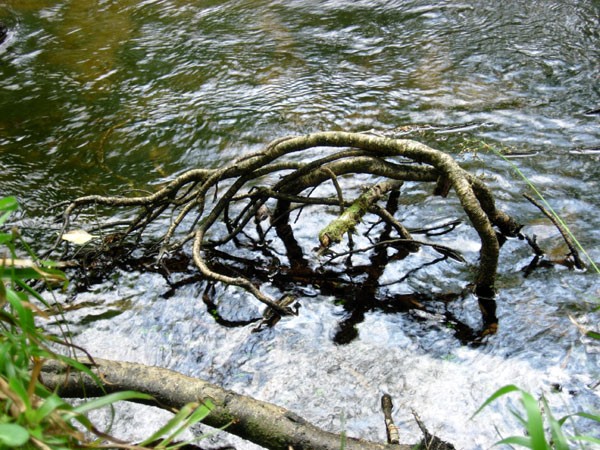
[58,131,521,331]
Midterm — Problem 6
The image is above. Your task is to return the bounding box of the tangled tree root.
[58,131,521,336]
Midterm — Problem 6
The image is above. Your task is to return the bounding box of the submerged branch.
[59,131,523,333]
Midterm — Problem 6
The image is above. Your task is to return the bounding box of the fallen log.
[41,357,415,450]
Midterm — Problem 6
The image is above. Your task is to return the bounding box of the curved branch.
[60,131,519,330]
[262,132,499,294]
[40,358,412,450]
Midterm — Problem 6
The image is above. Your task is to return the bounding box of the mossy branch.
[319,180,404,248]
[59,131,520,330]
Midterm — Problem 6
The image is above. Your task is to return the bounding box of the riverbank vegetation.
[0,196,212,450]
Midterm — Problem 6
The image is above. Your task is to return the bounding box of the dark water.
[1,1,599,448]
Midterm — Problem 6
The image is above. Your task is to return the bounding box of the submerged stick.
[523,193,585,270]
[381,394,400,445]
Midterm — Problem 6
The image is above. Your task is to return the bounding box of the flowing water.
[1,1,599,448]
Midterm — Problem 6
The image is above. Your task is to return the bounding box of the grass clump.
[473,385,600,449]
[0,196,210,449]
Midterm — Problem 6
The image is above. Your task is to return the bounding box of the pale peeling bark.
[40,358,414,450]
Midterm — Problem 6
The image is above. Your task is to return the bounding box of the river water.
[1,1,599,448]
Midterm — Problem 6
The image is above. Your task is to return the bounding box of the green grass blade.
[51,355,105,387]
[0,196,18,211]
[586,330,600,340]
[520,391,549,450]
[573,411,600,422]
[70,391,154,415]
[164,401,214,446]
[542,397,569,450]
[509,407,528,428]
[29,393,69,426]
[471,385,522,419]
[496,436,533,448]
[187,399,213,423]
[8,376,31,409]
[571,435,600,445]
[490,151,599,273]
[137,403,196,446]
[5,288,35,334]
[0,196,18,226]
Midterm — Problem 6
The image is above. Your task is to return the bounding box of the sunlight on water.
[48,265,598,449]
[3,0,599,448]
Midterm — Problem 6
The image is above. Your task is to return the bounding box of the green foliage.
[472,385,600,449]
[0,196,212,449]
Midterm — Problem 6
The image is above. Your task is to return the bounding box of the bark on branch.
[319,180,404,248]
[58,131,522,332]
[40,358,413,450]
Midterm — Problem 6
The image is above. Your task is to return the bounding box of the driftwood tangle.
[52,132,524,448]
[60,131,519,330]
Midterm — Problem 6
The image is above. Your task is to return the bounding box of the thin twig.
[523,193,585,270]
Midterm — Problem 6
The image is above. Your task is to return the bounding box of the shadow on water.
[0,23,7,45]
[61,178,562,349]
[1,0,599,448]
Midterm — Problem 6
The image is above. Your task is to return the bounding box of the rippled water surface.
[1,1,599,448]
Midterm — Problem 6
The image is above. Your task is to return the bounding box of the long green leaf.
[164,401,214,447]
[5,287,35,334]
[3,266,66,282]
[572,411,600,422]
[471,385,522,419]
[490,151,599,273]
[541,397,568,450]
[496,436,533,447]
[520,390,549,450]
[70,391,154,415]
[186,399,213,424]
[508,407,528,428]
[8,375,31,409]
[52,355,105,387]
[0,196,18,226]
[169,415,230,450]
[138,403,196,446]
[29,394,70,426]
[586,330,600,340]
[140,400,214,448]
[571,435,600,445]
[0,196,18,211]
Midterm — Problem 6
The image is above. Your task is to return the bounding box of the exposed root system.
[57,131,523,337]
